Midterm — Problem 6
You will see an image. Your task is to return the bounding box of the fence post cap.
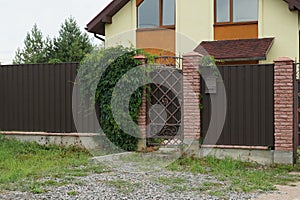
[183,51,203,58]
[274,57,294,63]
[133,55,147,59]
[133,55,148,65]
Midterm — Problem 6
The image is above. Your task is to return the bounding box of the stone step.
[156,147,181,154]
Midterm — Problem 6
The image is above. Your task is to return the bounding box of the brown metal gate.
[146,67,183,146]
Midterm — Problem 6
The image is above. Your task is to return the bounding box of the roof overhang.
[86,0,130,35]
[283,0,300,11]
[194,38,274,62]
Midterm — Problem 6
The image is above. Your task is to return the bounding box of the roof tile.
[194,38,274,61]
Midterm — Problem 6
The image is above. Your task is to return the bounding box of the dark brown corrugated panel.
[54,65,60,132]
[65,64,72,132]
[49,65,55,132]
[60,64,66,132]
[0,63,101,133]
[298,80,300,146]
[7,65,13,130]
[201,64,274,147]
[0,67,5,130]
[28,65,34,131]
[70,64,78,132]
[32,65,39,131]
[0,67,3,130]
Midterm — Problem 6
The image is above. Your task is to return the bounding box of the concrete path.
[253,181,300,200]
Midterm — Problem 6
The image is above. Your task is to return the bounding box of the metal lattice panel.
[147,66,183,146]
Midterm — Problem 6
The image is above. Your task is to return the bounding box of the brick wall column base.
[182,52,202,155]
[137,88,147,151]
[134,55,147,151]
[273,57,295,164]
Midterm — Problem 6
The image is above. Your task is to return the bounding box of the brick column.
[134,55,147,151]
[137,88,147,151]
[274,57,295,164]
[182,52,202,153]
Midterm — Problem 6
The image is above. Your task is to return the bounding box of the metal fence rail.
[153,56,182,69]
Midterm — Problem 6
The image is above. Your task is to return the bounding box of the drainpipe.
[94,34,105,48]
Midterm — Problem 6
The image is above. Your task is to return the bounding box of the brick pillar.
[182,52,202,153]
[274,57,295,164]
[134,55,147,151]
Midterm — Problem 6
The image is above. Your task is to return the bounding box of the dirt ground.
[253,181,300,200]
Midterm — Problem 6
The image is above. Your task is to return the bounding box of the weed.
[72,180,85,186]
[85,165,111,174]
[67,190,77,196]
[190,181,225,195]
[157,177,188,185]
[105,179,141,194]
[167,185,188,193]
[208,190,226,198]
[30,186,45,194]
[68,172,88,177]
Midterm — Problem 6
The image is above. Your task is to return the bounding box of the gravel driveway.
[0,152,266,200]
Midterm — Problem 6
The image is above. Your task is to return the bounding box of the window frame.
[214,0,258,25]
[137,0,176,30]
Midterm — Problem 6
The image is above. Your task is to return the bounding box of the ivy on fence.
[78,46,150,151]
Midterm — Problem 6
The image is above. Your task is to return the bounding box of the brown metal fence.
[298,80,300,146]
[201,64,274,147]
[0,62,276,144]
[0,63,99,133]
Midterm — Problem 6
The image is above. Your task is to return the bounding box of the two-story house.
[86,0,300,64]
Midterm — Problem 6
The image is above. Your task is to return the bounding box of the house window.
[138,0,175,29]
[216,0,230,23]
[215,0,258,23]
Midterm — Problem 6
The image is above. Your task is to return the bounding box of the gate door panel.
[147,67,183,146]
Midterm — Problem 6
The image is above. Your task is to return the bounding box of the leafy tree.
[52,17,93,63]
[13,24,51,64]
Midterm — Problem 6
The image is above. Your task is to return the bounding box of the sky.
[0,0,112,64]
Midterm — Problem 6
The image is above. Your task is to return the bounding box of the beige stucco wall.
[176,0,214,55]
[104,0,215,55]
[103,0,299,63]
[105,0,136,48]
[259,0,299,63]
[176,0,299,62]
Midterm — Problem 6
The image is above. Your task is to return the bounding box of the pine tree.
[52,17,93,63]
[13,24,51,64]
[13,17,93,64]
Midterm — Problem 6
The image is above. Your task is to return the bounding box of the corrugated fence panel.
[298,80,300,146]
[201,64,274,147]
[0,63,100,133]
